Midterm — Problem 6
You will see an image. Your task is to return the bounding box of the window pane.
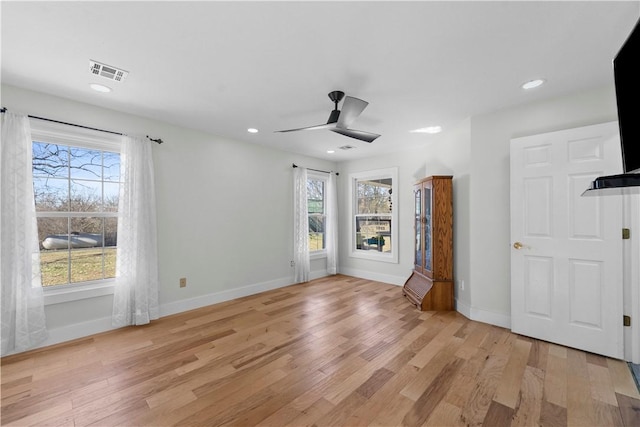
[69,147,102,180]
[309,215,325,251]
[357,179,392,214]
[104,182,120,212]
[355,216,391,253]
[104,217,118,279]
[34,177,69,212]
[70,179,102,212]
[307,179,324,214]
[69,217,104,283]
[32,142,69,178]
[38,217,69,286]
[103,151,121,182]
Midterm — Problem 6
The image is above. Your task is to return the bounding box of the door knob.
[513,241,524,249]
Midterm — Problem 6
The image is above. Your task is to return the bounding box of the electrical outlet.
[179,277,187,288]
[458,280,465,291]
[290,260,295,267]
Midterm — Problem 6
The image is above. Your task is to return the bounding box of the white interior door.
[510,122,624,359]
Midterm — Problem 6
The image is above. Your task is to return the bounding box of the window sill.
[310,250,327,260]
[350,250,398,264]
[43,279,116,306]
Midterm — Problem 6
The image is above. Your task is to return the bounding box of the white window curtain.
[1,112,48,355]
[293,166,310,283]
[326,173,339,275]
[112,136,160,327]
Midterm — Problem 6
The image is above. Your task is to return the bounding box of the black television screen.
[614,18,640,173]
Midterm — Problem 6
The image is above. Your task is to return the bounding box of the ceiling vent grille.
[339,145,356,150]
[89,60,128,82]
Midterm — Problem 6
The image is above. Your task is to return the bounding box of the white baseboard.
[455,298,511,329]
[160,275,296,317]
[338,267,408,286]
[44,315,114,348]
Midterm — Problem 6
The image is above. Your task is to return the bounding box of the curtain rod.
[292,163,338,176]
[1,107,163,144]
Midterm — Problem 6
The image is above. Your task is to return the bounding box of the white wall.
[2,84,337,348]
[468,85,619,326]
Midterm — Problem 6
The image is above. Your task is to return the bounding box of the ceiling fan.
[276,90,380,143]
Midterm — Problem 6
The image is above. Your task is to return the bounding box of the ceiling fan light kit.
[276,90,380,143]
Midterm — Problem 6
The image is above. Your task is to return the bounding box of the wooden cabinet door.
[423,179,433,278]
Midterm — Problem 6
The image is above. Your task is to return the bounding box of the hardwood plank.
[588,362,619,406]
[493,337,532,409]
[526,338,549,370]
[544,352,568,408]
[423,401,464,426]
[402,357,464,426]
[539,400,567,427]
[511,366,544,427]
[349,368,393,400]
[616,392,640,427]
[586,352,609,368]
[566,348,598,427]
[609,358,640,399]
[341,365,417,426]
[482,400,515,427]
[459,336,511,426]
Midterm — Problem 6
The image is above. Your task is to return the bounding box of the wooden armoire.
[403,175,454,311]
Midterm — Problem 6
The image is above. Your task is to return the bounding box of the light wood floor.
[2,275,639,426]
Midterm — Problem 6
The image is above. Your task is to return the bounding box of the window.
[307,173,326,253]
[349,168,398,263]
[30,121,121,289]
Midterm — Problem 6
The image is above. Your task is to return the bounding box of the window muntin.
[307,175,326,252]
[32,139,121,287]
[349,168,398,263]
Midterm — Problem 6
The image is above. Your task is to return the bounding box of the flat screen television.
[614,17,640,174]
[584,17,640,195]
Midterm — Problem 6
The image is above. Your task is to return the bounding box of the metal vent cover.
[89,60,128,82]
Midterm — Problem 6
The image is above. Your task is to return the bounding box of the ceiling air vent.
[339,145,356,150]
[89,60,128,82]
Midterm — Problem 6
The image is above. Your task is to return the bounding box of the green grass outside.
[39,247,116,286]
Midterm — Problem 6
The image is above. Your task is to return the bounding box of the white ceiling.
[2,1,638,161]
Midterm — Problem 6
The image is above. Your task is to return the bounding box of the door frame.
[624,193,640,363]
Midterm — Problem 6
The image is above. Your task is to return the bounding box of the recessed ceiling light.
[327,150,335,154]
[89,83,111,93]
[247,128,259,133]
[522,79,545,90]
[410,126,442,134]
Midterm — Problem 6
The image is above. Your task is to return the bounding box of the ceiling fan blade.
[336,96,368,129]
[330,127,380,143]
[275,123,336,133]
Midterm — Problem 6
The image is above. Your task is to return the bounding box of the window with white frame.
[307,172,327,253]
[349,168,398,263]
[30,121,121,288]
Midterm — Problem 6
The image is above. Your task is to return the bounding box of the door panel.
[511,121,623,358]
